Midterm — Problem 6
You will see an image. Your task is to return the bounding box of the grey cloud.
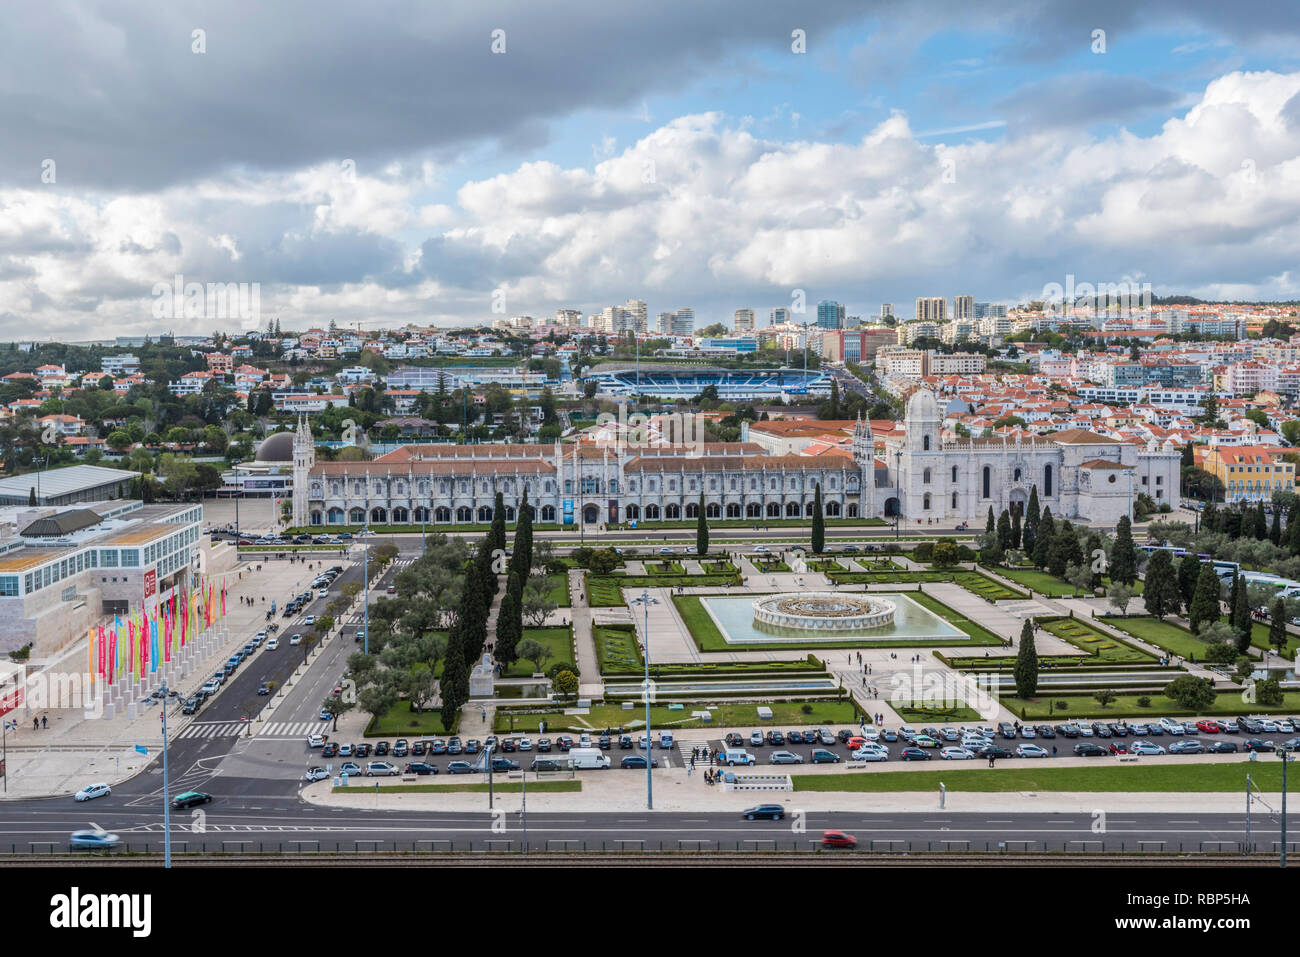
[997,73,1183,134]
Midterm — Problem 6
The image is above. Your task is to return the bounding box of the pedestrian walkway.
[258,720,336,738]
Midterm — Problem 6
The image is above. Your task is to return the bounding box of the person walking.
[33,717,38,731]
[41,716,47,729]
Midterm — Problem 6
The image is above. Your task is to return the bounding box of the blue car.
[70,829,120,850]
[319,709,331,720]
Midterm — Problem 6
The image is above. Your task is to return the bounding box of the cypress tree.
[1232,573,1251,653]
[1085,533,1103,590]
[696,490,709,556]
[1014,620,1038,699]
[1033,508,1055,569]
[1255,501,1267,541]
[496,571,521,665]
[1047,520,1072,578]
[1188,564,1223,634]
[1026,484,1040,534]
[986,506,996,537]
[440,632,468,731]
[490,491,507,553]
[1270,597,1290,656]
[1143,549,1176,619]
[1010,509,1022,550]
[1110,515,1137,586]
[811,484,824,554]
[1289,504,1300,556]
[1177,554,1201,608]
[996,509,1011,550]
[27,487,35,506]
[1271,509,1282,546]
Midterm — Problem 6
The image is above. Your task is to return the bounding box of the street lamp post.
[630,590,659,810]
[160,682,172,869]
[1,719,15,792]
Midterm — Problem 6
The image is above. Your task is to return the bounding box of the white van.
[723,748,756,766]
[567,747,611,770]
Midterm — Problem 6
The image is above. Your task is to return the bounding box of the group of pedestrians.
[32,715,46,730]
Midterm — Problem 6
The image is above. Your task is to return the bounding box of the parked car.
[899,747,932,761]
[810,749,841,764]
[940,746,975,760]
[303,767,329,782]
[364,761,400,776]
[339,762,363,777]
[1015,744,1049,758]
[1206,741,1237,754]
[1169,740,1204,755]
[766,730,786,746]
[1073,743,1107,757]
[446,761,478,774]
[851,745,889,762]
[620,755,658,769]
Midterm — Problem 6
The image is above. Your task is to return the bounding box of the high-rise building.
[672,308,694,337]
[624,299,648,334]
[657,312,674,334]
[733,308,755,332]
[881,303,895,321]
[953,295,974,321]
[915,297,946,322]
[770,307,791,326]
[816,300,846,330]
[555,308,582,328]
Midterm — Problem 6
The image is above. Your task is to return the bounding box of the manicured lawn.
[594,624,643,674]
[807,559,847,573]
[585,573,743,606]
[894,704,982,722]
[645,561,685,576]
[1000,689,1300,720]
[1041,617,1158,664]
[494,699,862,733]
[826,569,1026,601]
[854,558,902,571]
[750,559,792,573]
[999,568,1076,597]
[335,781,582,794]
[701,560,739,575]
[503,626,573,677]
[546,574,571,608]
[364,702,456,736]
[792,761,1288,792]
[1104,615,1300,659]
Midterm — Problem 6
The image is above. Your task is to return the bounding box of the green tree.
[553,669,579,698]
[1014,620,1038,698]
[1188,564,1223,634]
[515,637,554,674]
[439,633,469,730]
[1178,554,1202,608]
[1254,500,1268,541]
[1142,549,1179,620]
[1110,515,1137,586]
[1163,674,1217,710]
[1032,508,1055,569]
[496,577,521,665]
[986,506,995,537]
[811,483,824,554]
[1010,508,1022,550]
[321,695,354,732]
[696,490,709,557]
[996,509,1011,550]
[1256,676,1284,707]
[1093,689,1117,709]
[1232,573,1252,654]
[1106,582,1135,617]
[1270,596,1289,657]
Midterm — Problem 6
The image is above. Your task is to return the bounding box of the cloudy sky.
[2,0,1300,339]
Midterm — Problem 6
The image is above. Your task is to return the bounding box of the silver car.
[768,750,803,765]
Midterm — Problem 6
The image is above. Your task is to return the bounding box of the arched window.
[923,493,931,510]
[477,506,492,522]
[391,506,409,524]
[505,506,517,521]
[804,501,815,516]
[982,466,991,499]
[923,468,931,484]
[310,511,323,526]
[951,492,957,508]
[706,503,721,519]
[456,506,472,522]
[847,503,859,518]
[826,501,841,517]
[923,435,931,451]
[349,508,365,524]
[726,503,741,518]
[1013,467,1022,482]
[626,504,640,520]
[785,502,800,517]
[541,505,556,522]
[370,507,387,524]
[951,466,958,482]
[327,507,345,524]
[435,506,451,522]
[413,506,430,523]
[685,503,699,519]
[746,503,761,517]
[644,504,660,519]
[1044,465,1053,497]
[665,504,680,519]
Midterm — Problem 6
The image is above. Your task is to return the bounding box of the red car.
[1107,742,1128,755]
[1196,720,1222,733]
[821,830,857,849]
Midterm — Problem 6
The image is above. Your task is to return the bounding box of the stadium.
[582,364,832,401]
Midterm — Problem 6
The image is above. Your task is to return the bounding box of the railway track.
[4,851,1284,867]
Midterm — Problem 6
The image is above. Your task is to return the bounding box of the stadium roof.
[0,465,133,502]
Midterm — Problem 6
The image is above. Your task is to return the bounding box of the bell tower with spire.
[291,414,315,527]
[851,413,877,518]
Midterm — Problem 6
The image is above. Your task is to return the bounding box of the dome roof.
[905,389,938,421]
[255,431,295,462]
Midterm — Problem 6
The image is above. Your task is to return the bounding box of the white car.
[200,680,220,695]
[307,733,327,748]
[74,783,111,802]
[318,588,329,598]
[940,746,975,760]
[1258,718,1279,733]
[859,725,879,741]
[303,767,330,781]
[1015,744,1049,758]
[265,637,280,650]
[1131,741,1166,756]
[365,761,399,777]
[517,738,533,751]
[1279,720,1296,734]
[753,545,770,553]
[851,746,889,762]
[303,616,316,626]
[289,634,302,645]
[255,630,267,640]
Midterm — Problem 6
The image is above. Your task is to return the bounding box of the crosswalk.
[175,719,330,739]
